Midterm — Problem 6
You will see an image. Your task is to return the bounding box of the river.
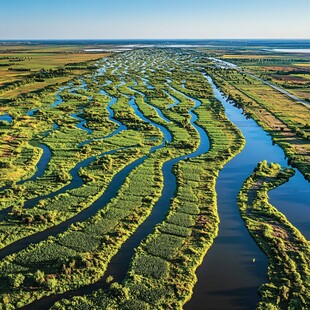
[21,74,211,309]
[208,57,309,107]
[4,50,309,310]
[185,75,310,310]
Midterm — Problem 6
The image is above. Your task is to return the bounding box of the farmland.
[201,47,310,102]
[0,43,309,310]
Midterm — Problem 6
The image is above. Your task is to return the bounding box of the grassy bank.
[206,67,310,181]
[237,161,310,309]
[51,68,245,310]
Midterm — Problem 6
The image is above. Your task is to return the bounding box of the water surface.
[186,75,310,310]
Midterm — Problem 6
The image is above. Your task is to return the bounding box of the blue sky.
[0,0,309,39]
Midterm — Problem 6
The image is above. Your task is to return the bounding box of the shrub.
[132,253,169,279]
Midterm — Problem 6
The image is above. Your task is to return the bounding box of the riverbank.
[238,161,309,309]
[206,68,310,181]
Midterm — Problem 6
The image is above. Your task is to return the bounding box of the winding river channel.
[3,50,309,310]
[21,73,211,310]
[185,75,310,310]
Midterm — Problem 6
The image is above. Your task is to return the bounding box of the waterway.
[21,75,211,310]
[6,50,309,310]
[186,74,310,310]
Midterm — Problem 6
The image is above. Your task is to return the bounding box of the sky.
[0,0,309,40]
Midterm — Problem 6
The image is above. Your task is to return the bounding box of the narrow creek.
[185,75,310,310]
[0,113,13,123]
[70,112,92,134]
[22,79,211,310]
[0,147,130,220]
[0,86,69,192]
[165,89,181,109]
[0,145,143,259]
[0,82,83,193]
[129,81,172,125]
[78,87,126,147]
[0,143,52,192]
[25,144,52,183]
[0,77,122,209]
[6,54,309,310]
[1,83,105,216]
[0,79,152,253]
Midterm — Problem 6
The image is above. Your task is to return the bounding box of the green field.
[0,44,309,310]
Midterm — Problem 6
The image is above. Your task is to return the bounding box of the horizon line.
[0,38,310,41]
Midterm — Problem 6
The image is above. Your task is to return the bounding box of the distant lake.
[84,49,105,52]
[271,48,310,53]
[84,48,133,52]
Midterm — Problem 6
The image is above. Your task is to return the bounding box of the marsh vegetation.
[0,44,308,309]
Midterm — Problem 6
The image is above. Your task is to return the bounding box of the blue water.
[0,113,12,123]
[186,75,310,310]
[2,39,309,49]
[70,112,92,134]
[27,108,38,116]
[271,48,310,53]
[165,90,181,109]
[130,85,172,125]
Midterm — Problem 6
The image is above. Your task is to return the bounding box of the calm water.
[8,48,309,309]
[0,113,13,123]
[271,48,310,53]
[185,75,309,310]
[21,77,211,310]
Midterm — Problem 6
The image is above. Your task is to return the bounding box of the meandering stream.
[21,74,211,309]
[185,74,310,310]
[3,50,309,310]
